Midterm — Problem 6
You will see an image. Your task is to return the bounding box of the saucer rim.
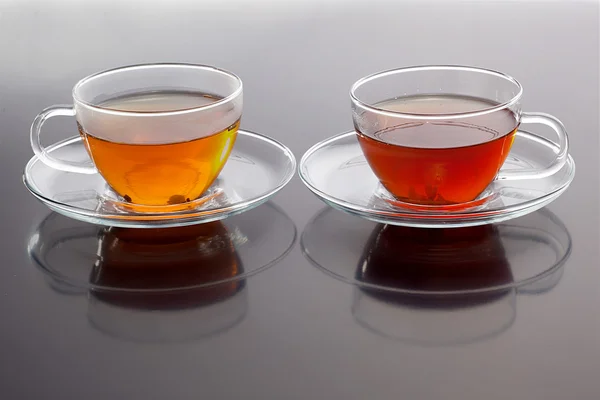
[298,129,576,228]
[23,129,297,228]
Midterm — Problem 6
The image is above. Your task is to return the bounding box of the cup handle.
[496,112,569,181]
[30,105,96,174]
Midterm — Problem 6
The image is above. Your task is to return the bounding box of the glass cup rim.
[72,63,243,117]
[350,65,524,120]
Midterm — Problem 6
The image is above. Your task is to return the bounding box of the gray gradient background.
[0,0,598,399]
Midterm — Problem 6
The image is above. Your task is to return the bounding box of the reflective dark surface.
[0,1,598,399]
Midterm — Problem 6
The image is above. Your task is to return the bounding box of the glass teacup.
[351,65,569,206]
[30,63,243,207]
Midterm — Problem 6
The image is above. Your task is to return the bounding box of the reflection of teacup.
[354,224,516,345]
[351,66,569,206]
[301,207,571,346]
[91,223,243,296]
[352,289,516,346]
[352,223,566,345]
[30,63,243,207]
[356,224,513,297]
[89,283,247,343]
[28,202,297,342]
[27,214,250,343]
[87,223,248,342]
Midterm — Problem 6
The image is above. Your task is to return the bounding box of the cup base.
[375,184,497,212]
[101,185,225,214]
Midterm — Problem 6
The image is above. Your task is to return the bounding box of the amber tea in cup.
[351,66,569,206]
[31,63,243,206]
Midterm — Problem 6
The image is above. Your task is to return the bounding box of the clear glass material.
[298,129,575,228]
[350,66,570,204]
[27,202,296,342]
[24,130,296,228]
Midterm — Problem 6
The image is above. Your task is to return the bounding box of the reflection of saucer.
[28,202,296,291]
[299,130,575,228]
[302,207,570,345]
[302,207,570,293]
[27,202,296,342]
[23,130,296,228]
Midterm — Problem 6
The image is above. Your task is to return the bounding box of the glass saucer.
[26,202,296,342]
[24,130,296,228]
[299,130,575,228]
